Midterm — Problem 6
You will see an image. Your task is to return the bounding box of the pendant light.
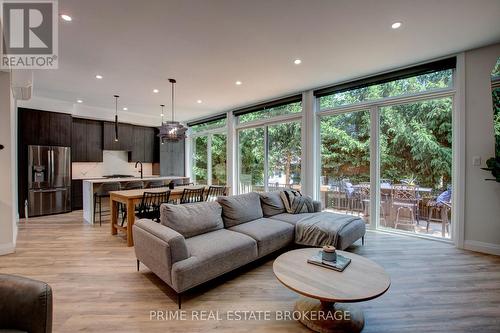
[160,104,165,144]
[113,94,119,142]
[158,78,187,142]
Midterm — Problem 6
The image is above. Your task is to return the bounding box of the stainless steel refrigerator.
[28,145,71,216]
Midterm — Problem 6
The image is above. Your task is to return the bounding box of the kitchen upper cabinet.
[72,118,87,161]
[103,122,133,151]
[19,108,71,147]
[144,127,156,163]
[72,118,103,162]
[50,112,72,146]
[129,126,157,163]
[130,126,145,162]
[87,120,103,161]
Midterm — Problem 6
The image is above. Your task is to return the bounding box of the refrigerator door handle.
[47,149,52,185]
[51,148,55,187]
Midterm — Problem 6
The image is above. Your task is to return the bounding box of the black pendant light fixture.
[113,94,119,142]
[158,78,187,142]
[160,104,165,144]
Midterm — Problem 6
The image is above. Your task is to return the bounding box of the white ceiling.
[32,0,500,123]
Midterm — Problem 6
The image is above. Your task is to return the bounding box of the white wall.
[72,151,153,179]
[463,43,500,255]
[18,96,160,127]
[0,72,17,255]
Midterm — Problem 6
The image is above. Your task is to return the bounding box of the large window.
[192,133,227,186]
[238,120,302,194]
[238,101,301,124]
[319,69,453,110]
[268,122,302,190]
[239,127,265,193]
[318,62,455,239]
[320,110,370,222]
[193,136,208,185]
[379,98,453,238]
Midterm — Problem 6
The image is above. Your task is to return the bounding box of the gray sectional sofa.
[133,191,365,308]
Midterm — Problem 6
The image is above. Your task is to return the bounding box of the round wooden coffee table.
[273,248,390,333]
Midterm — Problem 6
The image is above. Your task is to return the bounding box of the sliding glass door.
[379,97,453,238]
[320,110,371,224]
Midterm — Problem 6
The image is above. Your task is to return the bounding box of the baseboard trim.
[464,240,500,256]
[0,242,15,256]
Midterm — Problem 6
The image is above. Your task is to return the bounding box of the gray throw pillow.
[160,202,224,238]
[260,192,286,217]
[217,192,264,227]
[280,190,314,214]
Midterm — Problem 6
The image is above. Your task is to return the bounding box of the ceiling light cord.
[169,78,176,122]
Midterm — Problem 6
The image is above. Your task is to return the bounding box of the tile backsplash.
[72,150,154,179]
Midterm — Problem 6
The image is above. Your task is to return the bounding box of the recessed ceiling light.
[294,59,302,65]
[197,100,202,104]
[153,89,159,93]
[76,99,83,103]
[60,14,72,22]
[391,22,402,29]
[95,74,103,79]
[123,107,128,111]
[235,81,242,86]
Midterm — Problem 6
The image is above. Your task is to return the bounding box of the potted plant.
[482,156,500,182]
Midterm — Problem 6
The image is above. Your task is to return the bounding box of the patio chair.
[328,180,349,212]
[356,182,387,224]
[426,189,452,237]
[392,184,419,231]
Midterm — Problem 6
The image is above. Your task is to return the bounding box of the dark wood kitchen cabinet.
[129,126,157,163]
[19,108,71,147]
[103,122,133,151]
[71,179,83,210]
[72,118,103,162]
[144,127,156,162]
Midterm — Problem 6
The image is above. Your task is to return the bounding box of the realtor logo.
[0,0,58,69]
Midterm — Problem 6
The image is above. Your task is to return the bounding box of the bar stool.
[93,182,121,226]
[146,180,165,188]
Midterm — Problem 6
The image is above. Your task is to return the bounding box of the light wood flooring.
[1,211,499,333]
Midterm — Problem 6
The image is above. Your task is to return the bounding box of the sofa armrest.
[313,200,323,212]
[134,219,190,263]
[133,219,190,288]
[0,274,52,333]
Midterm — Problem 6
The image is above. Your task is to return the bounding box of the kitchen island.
[82,176,188,224]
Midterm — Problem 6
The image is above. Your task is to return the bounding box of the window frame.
[190,125,227,186]
[236,115,302,194]
[316,71,456,240]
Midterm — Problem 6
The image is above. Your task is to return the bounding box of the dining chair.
[120,181,145,225]
[93,182,121,226]
[392,184,419,231]
[136,191,171,222]
[180,188,205,204]
[205,186,227,201]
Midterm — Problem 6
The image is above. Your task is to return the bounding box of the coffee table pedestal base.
[294,298,364,333]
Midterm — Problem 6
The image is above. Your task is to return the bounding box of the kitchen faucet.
[135,161,143,179]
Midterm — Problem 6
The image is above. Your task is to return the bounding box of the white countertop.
[81,176,188,184]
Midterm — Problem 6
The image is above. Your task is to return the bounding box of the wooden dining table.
[109,185,222,246]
